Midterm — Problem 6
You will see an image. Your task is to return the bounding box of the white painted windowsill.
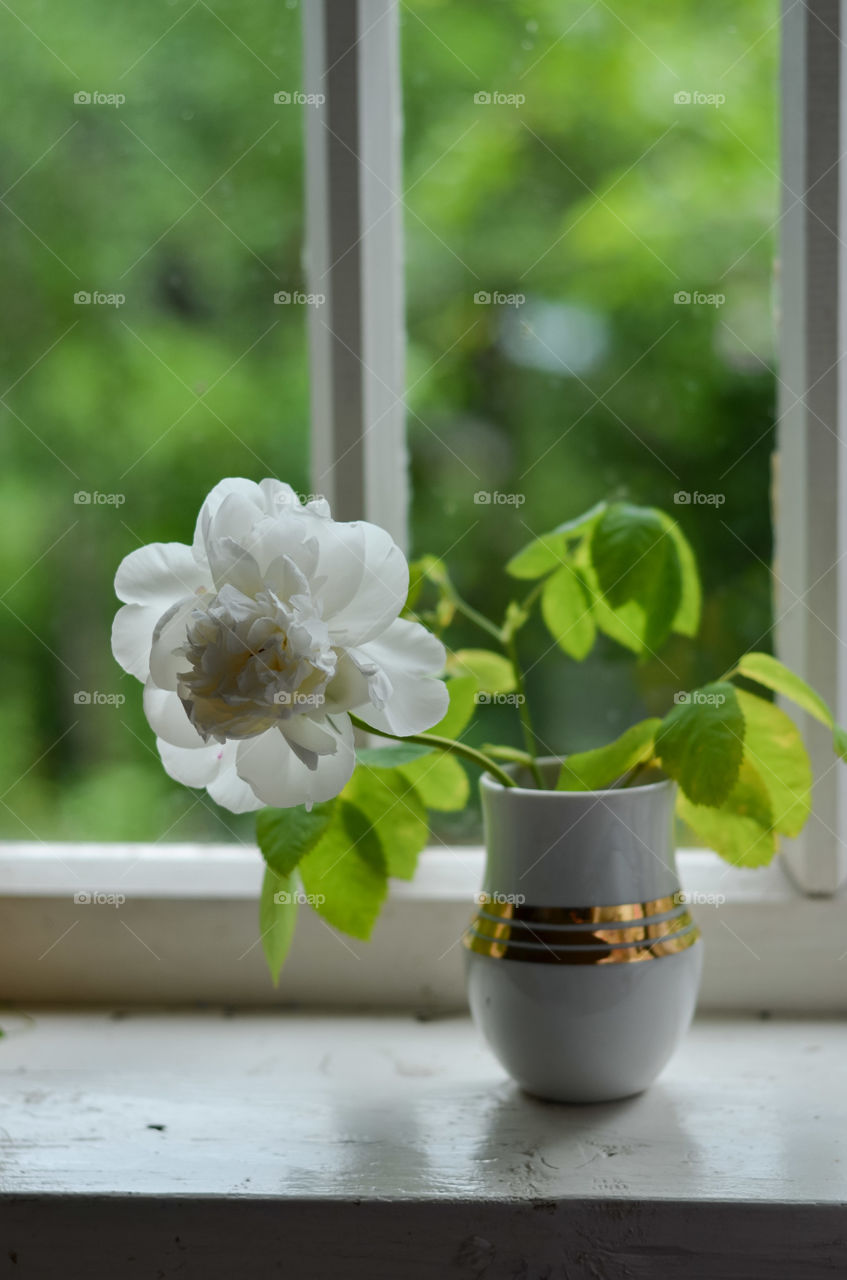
[0,1008,845,1278]
[0,843,846,1010]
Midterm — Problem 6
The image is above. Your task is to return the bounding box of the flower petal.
[315,520,408,646]
[193,478,267,556]
[156,736,230,788]
[115,541,209,606]
[112,602,165,681]
[148,596,201,691]
[143,681,206,749]
[236,716,355,808]
[350,618,448,736]
[206,761,264,813]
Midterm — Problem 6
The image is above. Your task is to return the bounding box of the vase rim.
[480,756,673,799]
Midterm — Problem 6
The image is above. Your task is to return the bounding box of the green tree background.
[0,0,776,842]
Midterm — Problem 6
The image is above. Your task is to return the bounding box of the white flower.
[112,478,448,812]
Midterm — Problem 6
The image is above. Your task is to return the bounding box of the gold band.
[463,922,700,965]
[469,909,694,949]
[475,892,685,926]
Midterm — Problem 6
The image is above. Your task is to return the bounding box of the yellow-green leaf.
[259,868,298,986]
[735,689,811,837]
[655,682,744,806]
[676,758,777,868]
[446,649,515,693]
[299,800,388,940]
[541,564,595,660]
[557,719,660,791]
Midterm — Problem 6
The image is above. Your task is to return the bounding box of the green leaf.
[735,689,811,837]
[734,652,847,761]
[540,563,595,660]
[398,751,469,812]
[505,503,607,579]
[431,676,478,738]
[404,555,448,615]
[589,503,682,652]
[356,744,432,768]
[557,719,661,791]
[676,758,777,868]
[255,801,336,878]
[299,799,388,940]
[446,648,516,693]
[341,768,428,879]
[657,512,701,637]
[259,867,298,985]
[655,682,744,806]
[734,653,831,727]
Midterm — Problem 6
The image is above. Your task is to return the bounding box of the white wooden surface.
[0,1011,845,1277]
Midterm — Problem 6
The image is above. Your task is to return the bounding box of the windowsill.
[0,1008,845,1276]
[0,842,845,1010]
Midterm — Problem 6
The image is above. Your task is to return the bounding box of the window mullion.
[777,0,845,891]
[303,0,408,549]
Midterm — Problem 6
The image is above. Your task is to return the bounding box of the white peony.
[111,478,448,812]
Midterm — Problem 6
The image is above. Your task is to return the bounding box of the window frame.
[1,0,845,1007]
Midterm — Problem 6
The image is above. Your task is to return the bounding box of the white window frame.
[1,0,845,1008]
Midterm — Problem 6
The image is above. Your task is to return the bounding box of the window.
[0,0,844,1003]
[0,0,308,843]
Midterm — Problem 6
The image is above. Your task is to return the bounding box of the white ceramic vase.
[464,761,702,1103]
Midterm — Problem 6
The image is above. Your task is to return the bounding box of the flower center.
[176,584,336,742]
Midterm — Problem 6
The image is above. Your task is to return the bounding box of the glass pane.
[403,0,778,840]
[0,1,307,840]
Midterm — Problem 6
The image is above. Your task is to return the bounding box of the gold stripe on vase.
[475,892,685,927]
[463,897,700,965]
[469,909,695,949]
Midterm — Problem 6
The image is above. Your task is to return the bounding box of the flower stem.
[441,577,504,644]
[504,631,545,789]
[349,716,517,788]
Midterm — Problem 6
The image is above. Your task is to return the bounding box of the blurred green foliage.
[0,0,776,842]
